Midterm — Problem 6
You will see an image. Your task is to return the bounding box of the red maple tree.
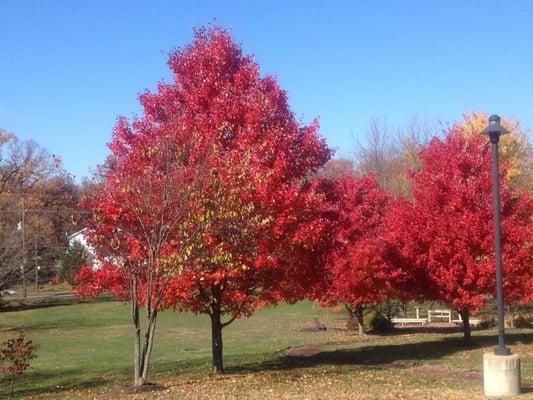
[76,25,331,378]
[76,128,212,386]
[156,27,330,373]
[313,174,397,334]
[385,129,532,343]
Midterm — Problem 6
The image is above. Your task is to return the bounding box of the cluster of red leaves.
[75,264,128,301]
[311,175,400,309]
[498,190,533,304]
[384,130,532,313]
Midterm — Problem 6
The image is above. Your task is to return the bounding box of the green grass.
[0,301,531,399]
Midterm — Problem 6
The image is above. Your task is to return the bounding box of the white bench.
[428,309,452,323]
[391,317,428,326]
[391,307,428,326]
[451,314,481,327]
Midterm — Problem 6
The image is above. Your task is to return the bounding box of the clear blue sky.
[1,1,532,180]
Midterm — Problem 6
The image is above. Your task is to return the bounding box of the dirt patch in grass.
[283,344,323,357]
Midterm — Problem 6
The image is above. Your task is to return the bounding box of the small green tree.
[0,331,38,398]
[376,299,403,321]
[59,240,91,285]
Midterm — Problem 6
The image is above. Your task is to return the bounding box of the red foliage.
[75,264,128,300]
[499,190,533,305]
[314,175,398,309]
[75,26,331,374]
[385,130,532,313]
[150,27,331,323]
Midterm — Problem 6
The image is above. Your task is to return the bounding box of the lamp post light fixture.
[481,114,521,397]
[480,114,510,356]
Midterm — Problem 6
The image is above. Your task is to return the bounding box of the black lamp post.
[481,114,511,356]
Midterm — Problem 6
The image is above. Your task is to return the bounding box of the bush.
[376,299,403,320]
[514,314,532,328]
[0,331,38,397]
[363,310,393,333]
[479,314,497,329]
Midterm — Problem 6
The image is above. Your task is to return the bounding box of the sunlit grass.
[0,301,531,399]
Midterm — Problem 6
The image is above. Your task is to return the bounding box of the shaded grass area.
[0,292,113,313]
[0,301,531,399]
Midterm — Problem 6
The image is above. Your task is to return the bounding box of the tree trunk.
[355,304,365,335]
[140,311,158,383]
[505,305,515,329]
[345,305,355,330]
[10,375,14,398]
[459,310,471,345]
[133,299,142,387]
[210,306,224,374]
[385,303,392,321]
[345,304,365,335]
[400,301,407,317]
[131,283,158,387]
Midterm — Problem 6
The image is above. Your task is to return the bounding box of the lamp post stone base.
[483,352,520,397]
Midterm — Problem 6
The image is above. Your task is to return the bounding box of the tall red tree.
[385,129,532,343]
[155,27,330,373]
[314,175,397,334]
[77,25,331,377]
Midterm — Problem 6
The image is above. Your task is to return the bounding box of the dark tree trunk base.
[460,311,471,345]
[355,304,365,335]
[211,308,224,374]
[345,304,366,335]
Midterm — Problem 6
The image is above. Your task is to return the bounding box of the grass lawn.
[0,300,531,399]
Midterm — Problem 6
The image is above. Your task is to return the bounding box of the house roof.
[67,228,88,240]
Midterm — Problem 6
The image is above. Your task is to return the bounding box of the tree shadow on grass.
[226,331,533,374]
[0,356,214,399]
[381,325,471,335]
[0,370,108,399]
[0,294,114,314]
[522,386,533,394]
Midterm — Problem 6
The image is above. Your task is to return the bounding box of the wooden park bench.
[390,308,453,326]
[390,308,481,327]
[426,309,481,326]
[451,313,481,327]
[391,317,428,326]
[427,309,452,323]
[391,306,427,326]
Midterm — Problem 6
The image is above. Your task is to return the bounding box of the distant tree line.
[0,129,95,297]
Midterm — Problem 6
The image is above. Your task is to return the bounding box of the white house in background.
[68,228,90,249]
[68,228,99,269]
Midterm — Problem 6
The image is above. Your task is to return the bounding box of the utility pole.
[34,233,38,293]
[21,197,27,298]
